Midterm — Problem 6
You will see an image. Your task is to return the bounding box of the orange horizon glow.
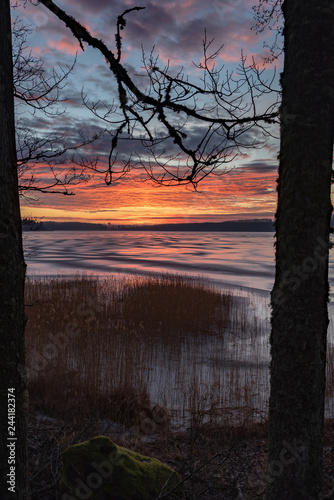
[20,160,278,224]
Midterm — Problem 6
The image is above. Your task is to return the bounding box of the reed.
[24,273,269,429]
[24,275,334,498]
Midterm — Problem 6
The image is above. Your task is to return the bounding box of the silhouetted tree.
[253,1,334,494]
[266,1,334,498]
[0,0,29,498]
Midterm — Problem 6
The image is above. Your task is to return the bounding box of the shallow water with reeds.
[24,231,334,427]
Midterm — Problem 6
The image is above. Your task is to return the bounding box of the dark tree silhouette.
[266,1,334,498]
[0,1,29,498]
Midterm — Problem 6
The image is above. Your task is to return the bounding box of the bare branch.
[115,7,145,62]
[36,0,279,187]
[12,8,104,196]
[252,0,283,63]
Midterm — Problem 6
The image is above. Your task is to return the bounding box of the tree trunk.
[0,1,29,498]
[266,1,334,498]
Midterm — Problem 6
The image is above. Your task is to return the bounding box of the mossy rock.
[59,435,182,499]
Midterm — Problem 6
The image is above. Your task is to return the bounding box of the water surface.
[25,231,275,291]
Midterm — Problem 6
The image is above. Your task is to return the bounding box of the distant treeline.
[22,218,275,232]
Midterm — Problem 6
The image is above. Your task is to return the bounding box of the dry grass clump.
[120,274,232,340]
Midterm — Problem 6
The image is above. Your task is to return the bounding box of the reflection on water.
[24,229,334,307]
[25,230,276,291]
[144,294,272,426]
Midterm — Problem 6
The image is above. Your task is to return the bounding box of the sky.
[15,0,281,225]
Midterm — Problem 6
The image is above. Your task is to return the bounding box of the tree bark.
[0,1,29,498]
[266,1,334,498]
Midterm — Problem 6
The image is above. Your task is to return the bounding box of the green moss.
[59,436,182,499]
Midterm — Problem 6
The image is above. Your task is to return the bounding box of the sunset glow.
[16,0,280,225]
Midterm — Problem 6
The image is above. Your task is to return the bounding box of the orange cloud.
[20,160,278,224]
[49,38,79,56]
